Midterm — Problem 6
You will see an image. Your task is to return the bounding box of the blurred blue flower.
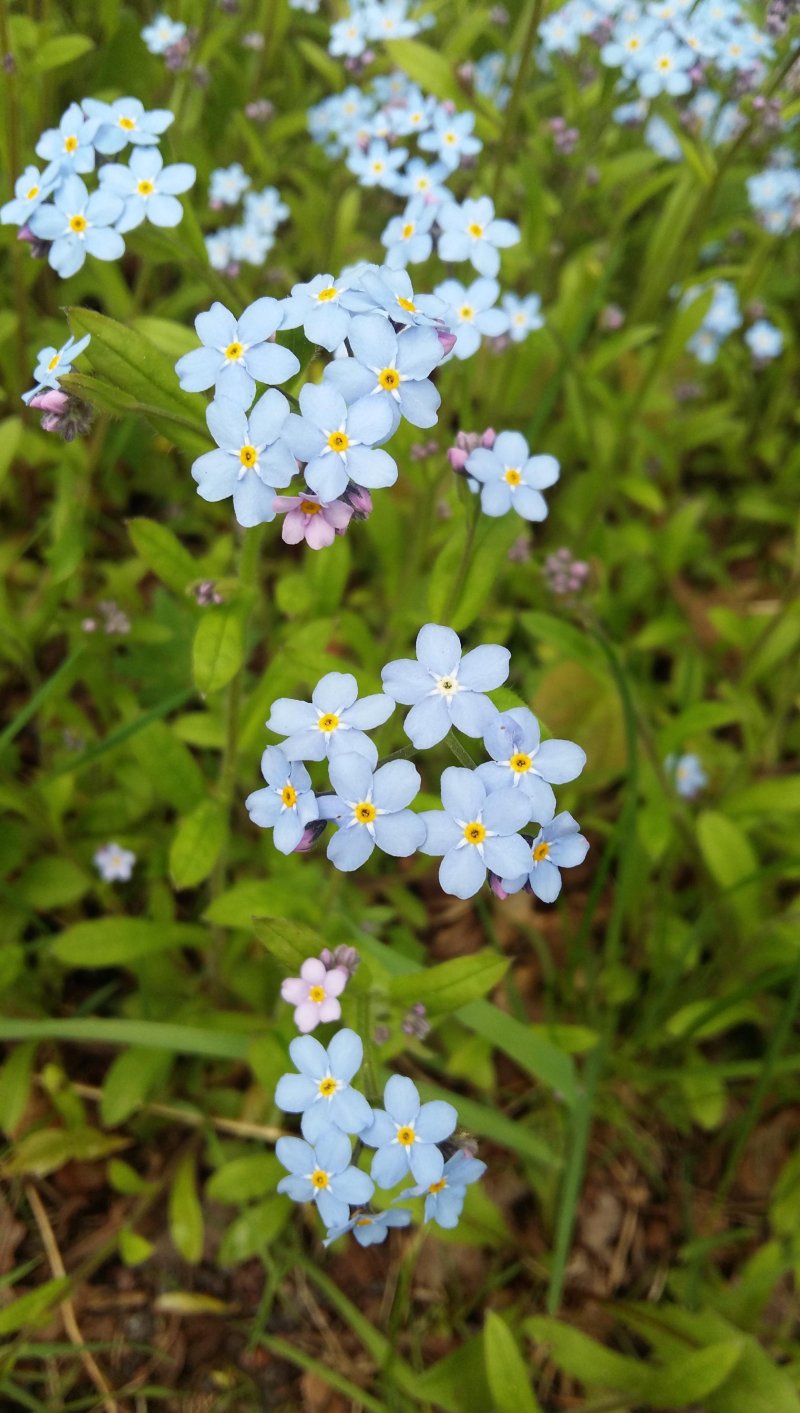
[243,185,289,232]
[437,196,519,278]
[324,1208,412,1247]
[209,163,250,205]
[229,223,274,265]
[397,157,449,202]
[175,298,299,404]
[324,314,443,432]
[283,383,397,501]
[419,766,532,899]
[83,97,174,155]
[346,138,408,192]
[361,1075,457,1188]
[266,670,394,767]
[500,811,590,902]
[381,196,437,268]
[746,319,784,361]
[141,12,187,53]
[319,756,425,871]
[466,431,560,521]
[245,746,319,854]
[276,1129,374,1229]
[275,1029,373,1144]
[476,708,585,824]
[502,292,544,342]
[382,623,508,748]
[190,390,296,526]
[418,108,482,171]
[35,102,98,176]
[433,278,509,360]
[0,164,59,226]
[29,175,124,278]
[399,1150,486,1228]
[665,752,708,798]
[99,148,195,232]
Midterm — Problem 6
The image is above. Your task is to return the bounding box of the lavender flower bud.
[293,818,328,853]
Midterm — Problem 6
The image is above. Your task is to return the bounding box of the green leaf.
[644,1342,742,1406]
[192,599,248,694]
[485,1313,542,1413]
[51,918,206,968]
[218,1197,287,1265]
[169,800,228,890]
[169,1152,204,1264]
[416,1083,557,1168]
[252,916,323,972]
[206,1154,282,1205]
[2,1125,127,1177]
[0,1278,71,1335]
[14,858,90,911]
[0,1042,37,1138]
[100,1047,172,1126]
[525,1317,648,1393]
[128,517,198,594]
[389,953,508,1013]
[119,1228,154,1266]
[414,1335,493,1413]
[696,811,759,893]
[33,34,94,70]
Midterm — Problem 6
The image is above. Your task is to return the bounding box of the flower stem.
[441,494,481,625]
[491,0,544,204]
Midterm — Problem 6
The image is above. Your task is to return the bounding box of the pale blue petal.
[372,1145,408,1187]
[482,787,530,835]
[207,395,248,449]
[305,453,348,501]
[520,775,556,824]
[324,359,374,402]
[238,295,283,343]
[328,825,375,871]
[409,1142,444,1186]
[360,1110,394,1148]
[266,698,317,734]
[246,342,299,386]
[283,412,326,463]
[373,810,425,857]
[191,451,237,501]
[533,740,586,783]
[272,809,304,853]
[372,760,420,811]
[449,691,498,738]
[384,1075,420,1125]
[440,845,486,898]
[416,624,461,675]
[249,387,289,444]
[342,693,394,729]
[148,193,182,226]
[415,1100,457,1143]
[312,671,358,712]
[316,1190,350,1228]
[419,811,462,855]
[345,446,397,489]
[328,751,372,800]
[381,659,431,704]
[85,227,125,261]
[403,694,451,748]
[458,644,510,691]
[328,1029,363,1083]
[513,485,548,522]
[215,360,255,406]
[549,834,589,867]
[440,766,485,820]
[348,312,396,367]
[289,1034,328,1078]
[346,394,395,447]
[275,1073,317,1112]
[196,302,236,346]
[494,431,529,465]
[175,345,222,392]
[314,1127,352,1173]
[331,1166,374,1205]
[396,379,440,428]
[330,1087,373,1133]
[483,832,531,877]
[276,1135,314,1174]
[530,858,562,903]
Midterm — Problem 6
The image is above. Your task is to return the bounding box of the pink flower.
[273,493,353,550]
[280,958,348,1032]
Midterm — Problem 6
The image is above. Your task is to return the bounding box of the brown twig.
[62,1078,284,1143]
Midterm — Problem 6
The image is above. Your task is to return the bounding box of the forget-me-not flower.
[35,102,98,175]
[94,842,136,882]
[419,766,532,899]
[245,746,319,854]
[319,756,425,872]
[665,752,708,798]
[209,163,250,205]
[29,175,124,278]
[281,958,349,1033]
[502,292,544,341]
[476,708,586,824]
[433,278,509,361]
[466,431,560,521]
[1,164,59,226]
[22,333,92,405]
[175,298,299,404]
[283,383,397,502]
[99,148,195,232]
[83,97,174,154]
[746,319,784,361]
[141,12,187,53]
[190,390,296,526]
[361,1075,457,1187]
[381,196,438,268]
[344,265,448,330]
[418,108,482,171]
[347,138,408,192]
[243,185,289,232]
[382,623,508,748]
[399,1150,487,1228]
[324,314,443,432]
[266,670,394,767]
[275,1029,373,1143]
[276,1129,374,1228]
[281,273,355,353]
[501,811,589,902]
[437,197,519,278]
[324,1207,412,1247]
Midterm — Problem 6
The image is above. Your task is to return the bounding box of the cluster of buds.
[766,0,799,36]
[542,547,589,596]
[402,1003,431,1040]
[193,580,224,606]
[244,99,275,123]
[82,600,132,635]
[599,304,625,332]
[28,389,93,442]
[164,29,195,70]
[549,117,579,155]
[446,427,495,475]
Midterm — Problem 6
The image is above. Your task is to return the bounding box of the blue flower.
[266,670,394,767]
[175,298,299,404]
[343,265,447,331]
[35,102,98,176]
[324,1208,412,1247]
[361,1075,457,1187]
[634,32,694,99]
[324,314,443,432]
[276,1129,374,1229]
[283,383,397,502]
[243,185,289,232]
[22,333,91,405]
[245,746,319,854]
[500,811,590,902]
[381,196,437,268]
[190,390,296,526]
[319,756,425,872]
[229,222,274,266]
[399,1150,486,1228]
[466,431,559,521]
[418,108,482,171]
[502,292,544,342]
[82,97,174,155]
[209,163,250,205]
[476,708,586,823]
[29,175,125,279]
[346,139,408,191]
[437,197,519,278]
[746,319,783,361]
[665,753,708,799]
[419,766,533,899]
[382,624,509,749]
[397,157,449,203]
[281,273,355,353]
[433,278,509,361]
[99,148,195,232]
[141,12,187,53]
[275,1028,373,1144]
[0,164,59,226]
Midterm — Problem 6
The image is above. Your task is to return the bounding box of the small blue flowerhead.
[0,164,59,227]
[381,196,437,268]
[382,624,509,748]
[437,196,519,278]
[324,1207,412,1247]
[419,766,533,899]
[266,671,394,768]
[275,1028,373,1143]
[141,13,187,54]
[418,108,482,171]
[280,273,355,353]
[283,383,397,502]
[29,175,125,279]
[466,431,560,521]
[83,97,174,155]
[35,102,98,176]
[99,148,195,232]
[324,314,444,432]
[343,265,447,331]
[319,755,425,872]
[175,298,299,405]
[245,746,319,854]
[433,278,509,361]
[276,1129,374,1229]
[500,811,590,902]
[209,163,251,205]
[665,752,708,799]
[399,1150,487,1228]
[477,708,585,823]
[502,292,544,342]
[24,333,91,404]
[190,390,296,527]
[361,1075,457,1188]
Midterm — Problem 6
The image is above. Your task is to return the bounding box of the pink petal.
[306,514,336,549]
[281,509,308,545]
[281,977,307,1003]
[324,500,353,530]
[317,997,342,1023]
[324,966,348,997]
[295,1001,321,1032]
[301,957,327,983]
[273,496,303,514]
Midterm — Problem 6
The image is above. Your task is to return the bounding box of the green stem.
[491,0,544,205]
[441,495,481,625]
[0,0,29,403]
[357,991,379,1102]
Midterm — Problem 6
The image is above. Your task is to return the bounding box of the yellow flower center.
[318,1077,339,1098]
[428,1178,447,1194]
[119,116,136,130]
[137,179,155,196]
[533,841,550,862]
[316,286,338,302]
[464,821,487,846]
[318,713,339,733]
[396,295,416,313]
[467,222,484,238]
[444,132,457,145]
[354,801,377,824]
[658,56,671,69]
[225,341,244,361]
[281,784,297,808]
[309,985,326,1003]
[327,431,349,453]
[378,367,400,391]
[310,1169,330,1189]
[300,499,322,516]
[627,36,640,49]
[436,676,457,695]
[504,468,522,486]
[26,185,39,200]
[459,305,474,321]
[510,752,531,774]
[69,214,87,234]
[64,136,79,153]
[47,354,60,372]
[401,222,415,239]
[239,444,258,468]
[372,161,385,174]
[356,1216,373,1227]
[396,1125,416,1147]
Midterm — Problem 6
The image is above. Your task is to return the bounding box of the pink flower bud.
[481,427,496,448]
[29,389,70,414]
[437,329,458,356]
[447,447,469,472]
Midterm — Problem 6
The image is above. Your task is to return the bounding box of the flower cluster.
[205,166,289,271]
[747,160,800,235]
[683,279,742,364]
[328,0,432,61]
[248,625,589,901]
[275,1030,485,1245]
[1,99,195,278]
